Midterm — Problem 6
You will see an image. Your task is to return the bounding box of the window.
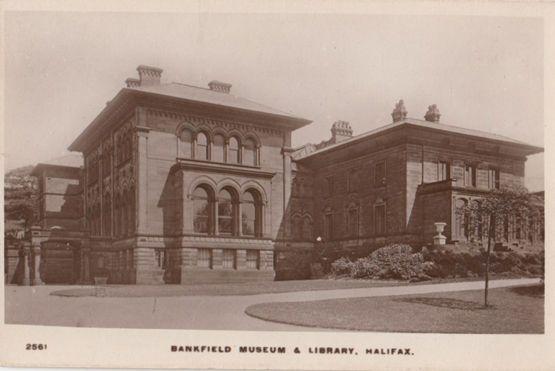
[464,165,476,187]
[155,249,165,268]
[438,161,450,181]
[242,190,262,237]
[103,194,111,236]
[197,248,212,268]
[374,161,386,187]
[196,132,209,160]
[179,129,193,158]
[246,250,259,269]
[243,138,257,166]
[374,204,386,235]
[348,170,359,192]
[326,176,334,195]
[228,137,240,164]
[222,249,236,269]
[218,188,235,235]
[487,168,500,189]
[193,186,211,234]
[324,212,333,240]
[302,216,312,241]
[212,134,225,163]
[102,147,111,178]
[347,207,359,237]
[454,199,468,239]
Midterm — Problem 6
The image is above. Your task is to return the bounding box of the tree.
[461,185,544,307]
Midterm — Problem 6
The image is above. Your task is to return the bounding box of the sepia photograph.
[1,1,553,370]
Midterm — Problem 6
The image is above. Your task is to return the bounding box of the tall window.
[326,176,334,196]
[228,137,240,164]
[438,161,450,181]
[455,199,468,239]
[212,134,225,163]
[348,169,359,192]
[302,216,312,241]
[374,161,386,187]
[246,250,259,269]
[324,212,333,239]
[218,188,235,235]
[103,194,111,236]
[222,249,236,269]
[193,186,211,234]
[243,138,257,166]
[197,248,212,268]
[347,207,359,237]
[242,190,261,237]
[374,203,386,235]
[196,132,209,160]
[464,165,475,187]
[179,129,193,158]
[488,168,500,189]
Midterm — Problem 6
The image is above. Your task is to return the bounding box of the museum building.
[14,65,544,285]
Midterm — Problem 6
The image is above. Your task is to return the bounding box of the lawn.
[51,278,404,297]
[245,284,544,333]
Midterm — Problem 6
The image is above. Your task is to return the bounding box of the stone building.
[12,66,544,285]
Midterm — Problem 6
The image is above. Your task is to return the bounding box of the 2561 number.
[26,344,47,350]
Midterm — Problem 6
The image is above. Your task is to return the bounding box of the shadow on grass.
[510,284,544,298]
[395,297,494,311]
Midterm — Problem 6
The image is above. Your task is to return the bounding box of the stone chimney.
[424,104,441,123]
[125,78,140,88]
[136,65,163,86]
[391,99,408,122]
[330,120,353,143]
[208,80,232,94]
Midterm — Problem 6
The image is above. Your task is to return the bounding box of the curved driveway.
[5,278,539,331]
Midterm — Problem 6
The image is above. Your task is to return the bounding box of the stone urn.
[433,222,447,246]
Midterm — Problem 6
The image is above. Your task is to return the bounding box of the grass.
[245,284,544,333]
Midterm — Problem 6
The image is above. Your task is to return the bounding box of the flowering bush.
[330,244,427,281]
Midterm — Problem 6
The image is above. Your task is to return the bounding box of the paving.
[4,278,540,331]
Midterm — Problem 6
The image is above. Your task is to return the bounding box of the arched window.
[291,214,302,240]
[212,134,225,163]
[242,190,262,237]
[193,186,212,234]
[218,188,236,235]
[302,216,313,241]
[196,132,209,160]
[103,194,112,236]
[179,129,193,158]
[455,198,468,239]
[243,138,257,166]
[228,137,240,164]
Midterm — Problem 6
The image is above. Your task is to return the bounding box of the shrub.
[330,244,425,281]
[330,257,354,277]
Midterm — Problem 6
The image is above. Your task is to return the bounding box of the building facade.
[14,66,544,285]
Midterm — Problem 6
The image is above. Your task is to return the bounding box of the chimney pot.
[424,104,441,123]
[391,99,408,122]
[136,65,163,86]
[208,80,232,94]
[125,78,140,88]
[330,120,353,143]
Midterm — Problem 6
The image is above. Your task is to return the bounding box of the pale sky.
[4,12,544,190]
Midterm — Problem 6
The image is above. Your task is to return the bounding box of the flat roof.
[296,117,544,160]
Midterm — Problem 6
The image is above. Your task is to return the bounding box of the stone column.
[135,121,150,236]
[282,146,294,238]
[31,245,44,285]
[20,243,31,286]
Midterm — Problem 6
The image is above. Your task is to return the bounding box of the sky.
[4,12,544,190]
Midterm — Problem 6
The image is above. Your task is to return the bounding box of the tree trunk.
[485,214,494,307]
